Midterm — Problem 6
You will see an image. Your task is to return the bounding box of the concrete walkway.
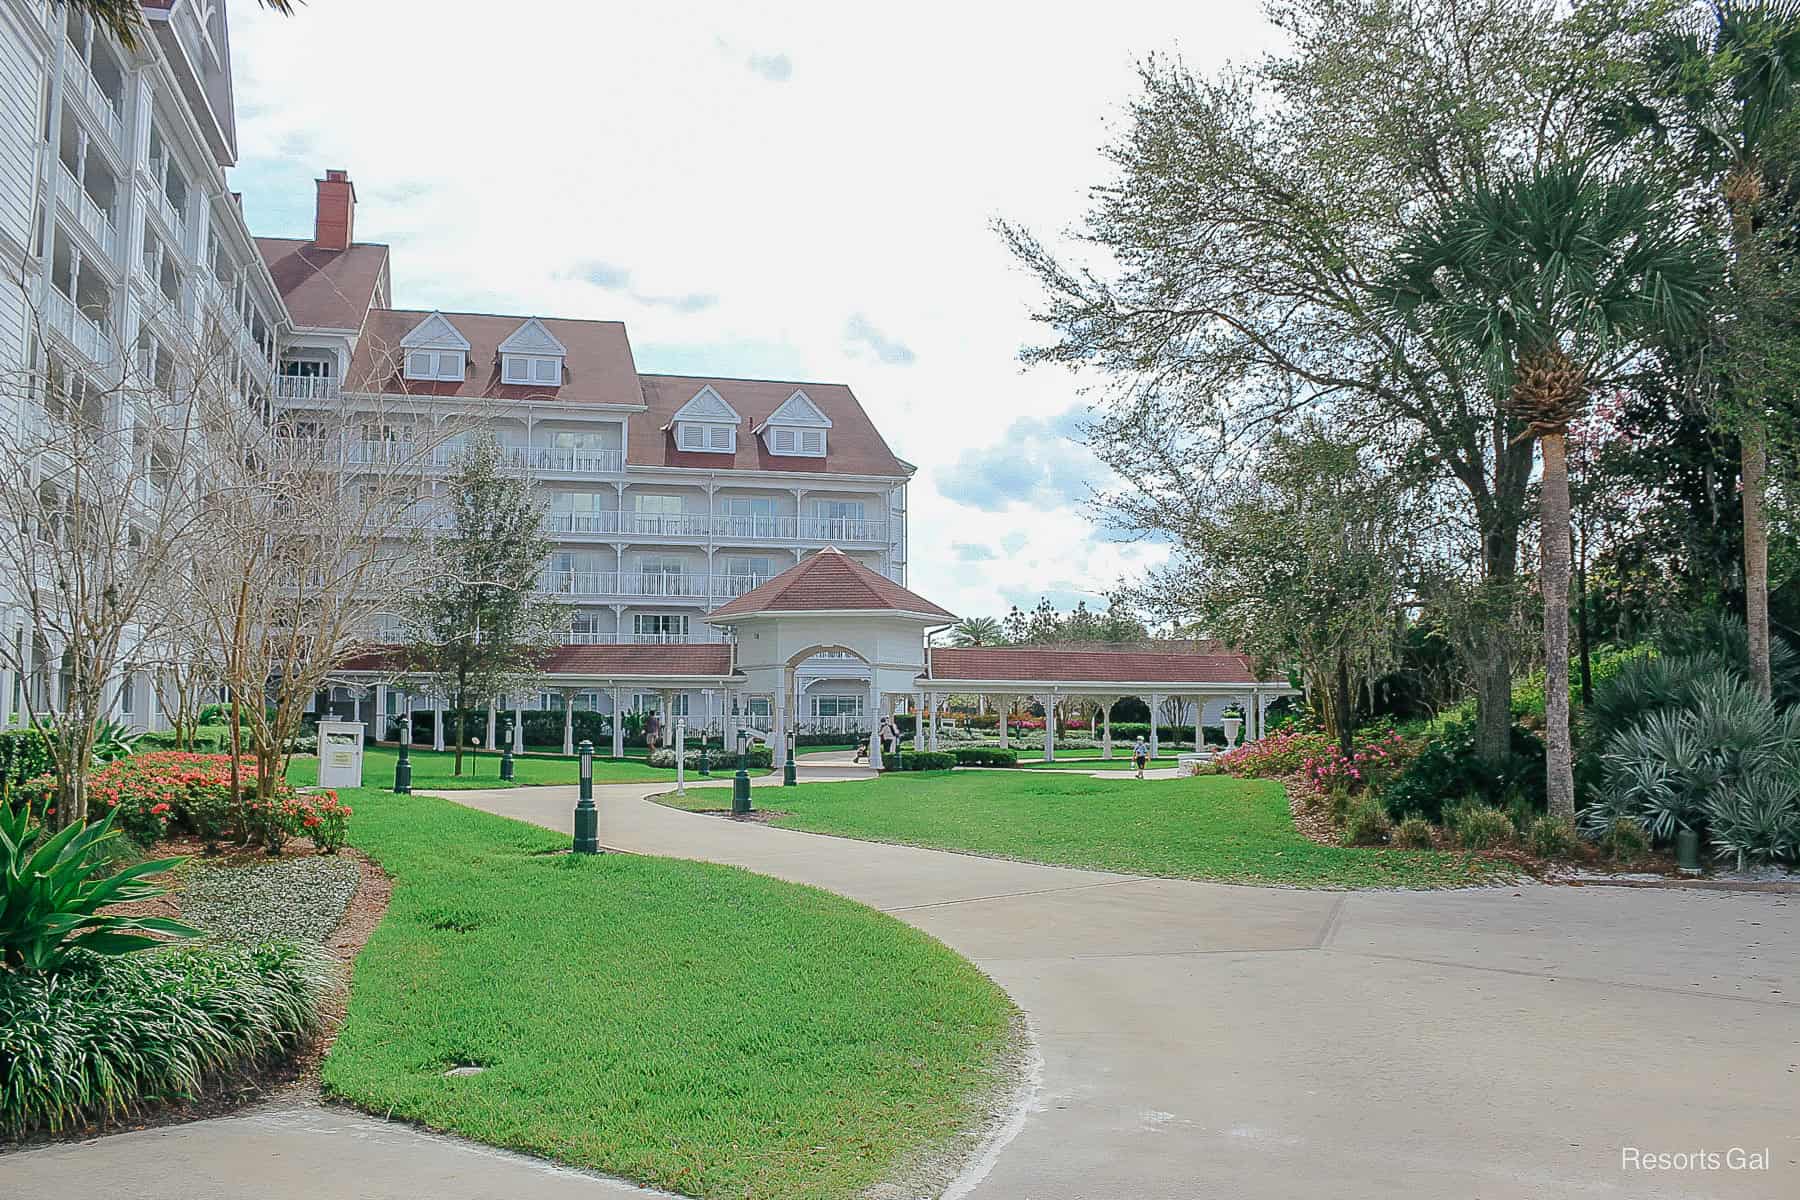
[6,757,1795,1198]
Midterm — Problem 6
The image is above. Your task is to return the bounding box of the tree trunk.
[1540,433,1575,821]
[1334,652,1353,757]
[1576,517,1592,707]
[1743,432,1771,700]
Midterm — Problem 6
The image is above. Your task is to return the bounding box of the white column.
[612,685,625,758]
[867,683,884,769]
[433,694,446,751]
[1148,693,1161,760]
[512,697,525,752]
[774,673,789,768]
[929,693,941,751]
[485,699,497,751]
[913,691,924,749]
[562,692,575,756]
[373,684,386,739]
[350,690,361,726]
[1103,701,1113,758]
[721,687,735,756]
[998,700,1008,749]
[1193,696,1203,751]
[1043,694,1057,762]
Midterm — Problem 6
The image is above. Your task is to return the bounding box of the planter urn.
[1222,717,1243,749]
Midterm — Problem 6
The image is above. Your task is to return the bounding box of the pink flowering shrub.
[301,791,353,855]
[1302,730,1416,799]
[1215,730,1333,778]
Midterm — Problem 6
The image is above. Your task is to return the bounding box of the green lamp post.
[732,729,752,815]
[573,739,599,853]
[499,720,515,782]
[393,723,412,794]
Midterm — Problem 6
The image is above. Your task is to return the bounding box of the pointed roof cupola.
[399,311,471,351]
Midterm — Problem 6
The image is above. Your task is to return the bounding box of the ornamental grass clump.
[1448,801,1515,851]
[0,939,331,1137]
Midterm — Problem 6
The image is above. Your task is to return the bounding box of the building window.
[720,495,780,537]
[634,693,689,716]
[117,674,135,715]
[571,611,606,642]
[503,355,561,384]
[405,349,463,381]
[632,613,688,642]
[769,426,826,456]
[814,695,863,720]
[677,422,735,453]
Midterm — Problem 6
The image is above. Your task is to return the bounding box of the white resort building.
[0,0,1292,759]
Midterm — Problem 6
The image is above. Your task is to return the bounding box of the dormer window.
[399,311,472,384]
[406,349,464,381]
[756,389,833,458]
[665,385,741,455]
[497,317,567,388]
[678,422,736,453]
[503,355,561,385]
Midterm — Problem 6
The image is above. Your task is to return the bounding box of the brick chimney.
[313,169,355,251]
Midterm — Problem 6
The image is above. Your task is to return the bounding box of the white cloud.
[224,0,1271,619]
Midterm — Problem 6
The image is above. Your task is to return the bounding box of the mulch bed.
[691,808,791,824]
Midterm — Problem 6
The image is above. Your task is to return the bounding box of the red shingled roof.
[636,374,909,477]
[708,548,955,621]
[926,646,1279,685]
[344,309,648,407]
[337,643,734,679]
[256,238,390,330]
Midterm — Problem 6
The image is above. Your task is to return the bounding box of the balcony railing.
[541,572,770,601]
[541,511,888,544]
[527,446,624,474]
[44,289,114,363]
[275,376,342,402]
[62,43,124,150]
[55,165,116,257]
[567,632,728,645]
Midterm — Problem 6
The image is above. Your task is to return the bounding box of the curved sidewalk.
[444,763,1799,1199]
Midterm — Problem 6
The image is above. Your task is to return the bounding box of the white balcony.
[567,632,728,645]
[44,289,114,363]
[62,43,124,150]
[346,440,420,466]
[275,376,342,402]
[538,511,888,544]
[55,165,116,258]
[528,446,623,474]
[542,572,766,601]
[800,517,888,543]
[144,178,190,258]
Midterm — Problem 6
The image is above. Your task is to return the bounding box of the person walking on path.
[1132,736,1151,779]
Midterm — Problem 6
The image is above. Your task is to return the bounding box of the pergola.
[912,646,1299,760]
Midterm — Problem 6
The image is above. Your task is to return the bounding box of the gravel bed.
[181,856,363,944]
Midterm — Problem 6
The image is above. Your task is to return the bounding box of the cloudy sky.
[225,0,1279,621]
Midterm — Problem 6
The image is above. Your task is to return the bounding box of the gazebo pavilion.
[914,646,1299,761]
[329,550,1296,762]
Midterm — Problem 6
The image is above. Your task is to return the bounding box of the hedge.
[891,751,957,771]
[951,747,1018,767]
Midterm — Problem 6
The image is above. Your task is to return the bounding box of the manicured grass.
[323,788,1017,1199]
[289,745,686,789]
[666,771,1510,889]
[1014,755,1184,771]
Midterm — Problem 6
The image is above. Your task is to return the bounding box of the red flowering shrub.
[86,752,292,851]
[244,791,312,856]
[304,791,353,854]
[1216,730,1333,778]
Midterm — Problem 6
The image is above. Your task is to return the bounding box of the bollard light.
[573,739,599,853]
[500,721,515,782]
[674,720,687,796]
[394,733,412,794]
[783,727,797,787]
[733,728,752,815]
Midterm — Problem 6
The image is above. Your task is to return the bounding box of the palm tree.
[61,0,296,50]
[1619,1,1800,700]
[1381,164,1718,820]
[950,616,1005,646]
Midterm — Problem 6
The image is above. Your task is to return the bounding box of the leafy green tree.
[998,0,1667,764]
[1380,165,1717,818]
[1131,427,1409,755]
[399,438,568,776]
[1618,0,1800,698]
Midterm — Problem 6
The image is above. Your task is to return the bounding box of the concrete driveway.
[452,767,1799,1200]
[4,761,1794,1199]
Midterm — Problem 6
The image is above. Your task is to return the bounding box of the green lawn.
[289,745,728,789]
[324,788,1017,1199]
[666,771,1509,889]
[1014,755,1184,771]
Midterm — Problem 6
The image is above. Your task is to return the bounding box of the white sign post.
[317,720,366,789]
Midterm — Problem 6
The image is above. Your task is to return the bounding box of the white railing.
[55,164,116,257]
[543,571,742,600]
[44,289,113,363]
[800,517,888,543]
[710,573,770,599]
[715,514,798,540]
[568,632,725,645]
[62,43,124,149]
[528,446,624,474]
[346,440,419,466]
[799,715,869,734]
[274,376,342,401]
[544,511,616,535]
